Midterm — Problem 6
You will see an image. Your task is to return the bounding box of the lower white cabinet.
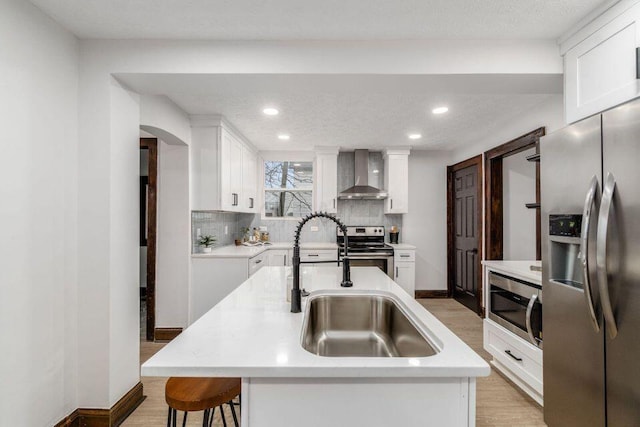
[248,252,268,277]
[191,257,249,324]
[268,249,290,266]
[484,319,543,405]
[393,249,415,296]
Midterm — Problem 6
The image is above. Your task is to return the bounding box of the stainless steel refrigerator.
[541,98,640,426]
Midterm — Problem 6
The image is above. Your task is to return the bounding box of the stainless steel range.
[337,226,394,278]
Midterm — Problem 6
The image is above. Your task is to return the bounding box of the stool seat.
[165,377,241,412]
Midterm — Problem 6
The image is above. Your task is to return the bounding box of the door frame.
[484,127,544,261]
[140,137,157,341]
[447,154,484,315]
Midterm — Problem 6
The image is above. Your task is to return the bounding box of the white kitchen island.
[142,266,490,427]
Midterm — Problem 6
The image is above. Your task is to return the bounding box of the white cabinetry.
[383,149,410,214]
[300,249,338,266]
[314,148,339,213]
[564,3,640,123]
[267,249,290,266]
[191,116,258,212]
[484,319,543,405]
[393,249,415,296]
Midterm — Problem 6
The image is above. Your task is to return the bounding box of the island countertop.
[482,260,542,285]
[142,266,490,378]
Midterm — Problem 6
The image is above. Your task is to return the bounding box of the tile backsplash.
[191,211,254,253]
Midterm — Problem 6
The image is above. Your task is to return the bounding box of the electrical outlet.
[310,226,319,232]
[224,225,228,235]
[259,226,268,232]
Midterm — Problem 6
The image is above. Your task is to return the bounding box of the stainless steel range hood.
[338,150,388,200]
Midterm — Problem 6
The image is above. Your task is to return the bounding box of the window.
[264,161,313,218]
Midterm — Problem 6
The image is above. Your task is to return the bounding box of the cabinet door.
[268,250,289,266]
[315,153,338,213]
[220,130,242,211]
[242,147,258,213]
[394,262,415,296]
[385,154,409,214]
[565,4,640,123]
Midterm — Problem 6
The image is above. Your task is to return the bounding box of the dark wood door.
[453,164,479,311]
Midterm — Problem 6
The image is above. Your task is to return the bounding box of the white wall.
[140,94,191,147]
[503,147,537,260]
[156,141,190,328]
[404,151,452,290]
[0,0,79,424]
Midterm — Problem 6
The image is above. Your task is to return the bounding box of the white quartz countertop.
[389,243,416,250]
[192,242,338,259]
[482,260,542,285]
[142,266,490,378]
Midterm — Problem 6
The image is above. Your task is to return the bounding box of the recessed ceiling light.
[263,107,279,116]
[408,134,422,140]
[278,134,290,140]
[432,106,449,115]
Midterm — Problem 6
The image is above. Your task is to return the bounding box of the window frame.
[260,156,315,220]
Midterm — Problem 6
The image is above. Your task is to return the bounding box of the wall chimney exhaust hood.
[338,149,388,200]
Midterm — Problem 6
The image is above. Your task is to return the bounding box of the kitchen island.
[142,266,490,427]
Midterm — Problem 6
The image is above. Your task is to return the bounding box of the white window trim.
[260,157,315,220]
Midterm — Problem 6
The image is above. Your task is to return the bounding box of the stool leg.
[209,406,215,427]
[228,400,239,427]
[202,409,209,427]
[167,407,172,427]
[182,411,188,427]
[172,408,177,427]
[220,405,228,427]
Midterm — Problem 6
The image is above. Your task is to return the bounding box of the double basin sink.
[301,293,438,358]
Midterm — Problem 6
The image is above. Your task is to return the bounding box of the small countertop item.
[388,243,416,250]
[142,266,490,378]
[192,242,338,259]
[482,260,542,285]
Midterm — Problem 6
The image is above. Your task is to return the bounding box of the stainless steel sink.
[301,293,438,357]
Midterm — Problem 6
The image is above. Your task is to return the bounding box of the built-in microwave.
[488,272,543,348]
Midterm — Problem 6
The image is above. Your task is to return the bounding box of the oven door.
[488,273,543,347]
[343,255,394,278]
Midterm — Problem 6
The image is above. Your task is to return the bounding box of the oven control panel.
[337,226,385,237]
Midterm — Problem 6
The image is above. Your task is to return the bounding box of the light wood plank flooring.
[125,298,545,426]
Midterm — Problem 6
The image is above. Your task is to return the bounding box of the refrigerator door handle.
[525,294,539,346]
[581,176,601,332]
[597,172,618,339]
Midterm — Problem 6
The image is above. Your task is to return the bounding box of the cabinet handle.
[308,254,319,257]
[636,47,640,79]
[249,197,254,209]
[505,349,523,362]
[255,259,262,264]
[333,198,336,209]
[284,254,287,265]
[400,254,410,258]
[391,199,393,210]
[396,266,399,278]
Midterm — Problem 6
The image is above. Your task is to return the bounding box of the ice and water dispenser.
[548,214,584,289]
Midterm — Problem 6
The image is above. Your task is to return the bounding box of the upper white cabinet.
[564,3,640,123]
[191,116,258,212]
[314,148,339,213]
[383,149,410,214]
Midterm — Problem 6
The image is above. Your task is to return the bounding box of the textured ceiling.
[31,0,606,40]
[117,73,561,151]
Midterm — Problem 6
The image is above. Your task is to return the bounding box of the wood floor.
[124,298,545,426]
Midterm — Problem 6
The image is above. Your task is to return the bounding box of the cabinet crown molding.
[383,148,411,157]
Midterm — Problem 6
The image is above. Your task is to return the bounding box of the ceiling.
[118,73,561,151]
[31,0,606,40]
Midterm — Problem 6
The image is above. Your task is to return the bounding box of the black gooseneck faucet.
[291,212,352,313]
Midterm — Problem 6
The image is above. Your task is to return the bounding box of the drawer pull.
[400,254,410,258]
[505,349,523,362]
[255,259,262,264]
[307,254,319,257]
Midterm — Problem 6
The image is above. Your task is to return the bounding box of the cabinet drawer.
[300,249,337,263]
[394,250,415,261]
[484,320,543,394]
[248,252,267,276]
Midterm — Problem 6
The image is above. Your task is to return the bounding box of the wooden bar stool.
[165,377,241,427]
